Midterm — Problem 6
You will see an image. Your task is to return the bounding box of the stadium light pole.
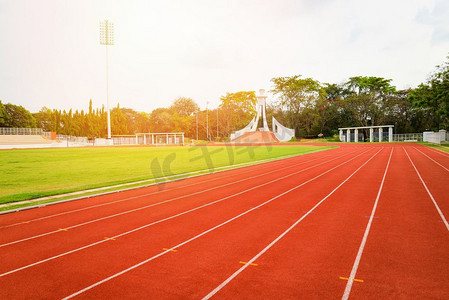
[100,20,114,139]
[206,101,209,141]
[196,109,198,141]
[216,107,218,140]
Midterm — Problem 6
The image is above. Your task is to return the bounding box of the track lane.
[203,147,389,300]
[0,147,363,276]
[0,147,357,254]
[404,147,449,232]
[407,146,449,222]
[2,144,444,299]
[425,146,449,159]
[195,147,391,300]
[0,147,374,299]
[413,145,449,169]
[57,147,380,298]
[0,147,348,241]
[341,147,393,300]
[413,147,449,172]
[0,148,347,229]
[0,147,340,227]
[343,146,449,299]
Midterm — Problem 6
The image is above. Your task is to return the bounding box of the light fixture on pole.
[100,20,114,139]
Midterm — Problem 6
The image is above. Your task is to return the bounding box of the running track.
[0,143,448,299]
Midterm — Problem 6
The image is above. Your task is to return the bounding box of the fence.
[0,127,43,135]
[423,130,447,144]
[112,136,136,145]
[0,127,188,148]
[112,133,185,145]
[392,133,423,142]
[55,135,90,144]
[135,133,185,145]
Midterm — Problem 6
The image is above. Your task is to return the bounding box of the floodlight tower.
[100,20,114,139]
[206,101,209,141]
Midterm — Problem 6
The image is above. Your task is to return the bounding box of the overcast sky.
[1,0,448,113]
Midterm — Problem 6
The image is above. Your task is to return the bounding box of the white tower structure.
[250,89,269,131]
[230,89,295,142]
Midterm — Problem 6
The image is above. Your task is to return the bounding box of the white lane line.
[413,147,449,172]
[0,173,248,228]
[62,148,376,300]
[426,146,449,157]
[1,150,336,229]
[0,148,370,278]
[0,150,348,248]
[404,147,449,232]
[341,147,393,300]
[202,148,384,300]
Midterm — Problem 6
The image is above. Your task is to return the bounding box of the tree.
[219,91,257,115]
[34,107,53,131]
[86,100,102,138]
[51,109,62,133]
[271,75,324,136]
[149,108,173,133]
[387,89,418,133]
[0,101,6,127]
[134,112,151,133]
[166,97,199,138]
[3,103,36,128]
[316,84,345,136]
[111,103,128,135]
[170,97,199,117]
[409,54,449,130]
[117,107,144,134]
[219,91,257,138]
[343,76,396,127]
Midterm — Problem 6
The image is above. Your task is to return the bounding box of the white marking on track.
[341,147,393,300]
[203,148,384,300]
[0,148,369,278]
[404,147,449,232]
[413,147,449,172]
[426,146,449,157]
[61,148,376,299]
[0,153,319,228]
[0,150,353,248]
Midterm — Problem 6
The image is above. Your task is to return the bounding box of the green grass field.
[0,145,334,207]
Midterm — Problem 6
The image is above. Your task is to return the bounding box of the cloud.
[415,0,449,44]
[1,0,448,113]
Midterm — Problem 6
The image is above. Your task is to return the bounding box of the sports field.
[0,145,331,207]
[0,143,448,299]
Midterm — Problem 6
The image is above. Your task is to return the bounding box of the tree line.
[1,55,448,140]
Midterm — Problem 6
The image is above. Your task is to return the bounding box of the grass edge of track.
[418,142,449,153]
[0,146,337,214]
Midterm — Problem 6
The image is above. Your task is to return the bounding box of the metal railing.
[112,136,136,145]
[0,127,43,135]
[392,133,423,142]
[55,135,90,144]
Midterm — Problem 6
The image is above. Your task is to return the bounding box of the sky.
[0,0,448,113]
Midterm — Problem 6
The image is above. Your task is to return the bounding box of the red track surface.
[1,144,448,299]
